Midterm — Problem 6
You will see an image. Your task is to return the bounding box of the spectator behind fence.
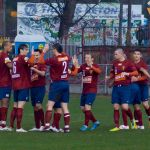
[144,25,150,47]
[136,27,144,46]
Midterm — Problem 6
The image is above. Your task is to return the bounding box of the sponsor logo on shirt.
[86,67,90,70]
[58,56,68,62]
[115,73,126,82]
[118,63,122,66]
[31,73,39,81]
[12,74,20,79]
[61,74,67,79]
[82,76,92,83]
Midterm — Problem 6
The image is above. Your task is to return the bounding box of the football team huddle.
[0,41,150,133]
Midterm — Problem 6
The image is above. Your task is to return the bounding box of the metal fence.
[62,26,150,48]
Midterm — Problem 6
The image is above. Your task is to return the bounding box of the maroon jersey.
[31,63,46,87]
[134,60,148,84]
[12,55,31,90]
[110,59,138,86]
[78,64,101,94]
[0,51,11,87]
[45,54,70,82]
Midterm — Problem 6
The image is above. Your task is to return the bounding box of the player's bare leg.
[133,104,144,129]
[16,101,27,132]
[44,100,55,130]
[110,104,120,131]
[0,98,9,128]
[80,106,84,112]
[61,102,70,133]
[142,101,150,127]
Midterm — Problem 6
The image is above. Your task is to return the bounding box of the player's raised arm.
[91,65,102,74]
[69,55,80,76]
[43,43,50,54]
[29,49,46,77]
[43,43,57,66]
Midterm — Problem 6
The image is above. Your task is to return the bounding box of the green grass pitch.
[0,94,150,150]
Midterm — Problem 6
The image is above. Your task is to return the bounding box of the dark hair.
[85,53,94,58]
[2,41,11,49]
[115,47,124,52]
[52,43,63,53]
[34,49,42,54]
[133,49,141,53]
[18,44,28,54]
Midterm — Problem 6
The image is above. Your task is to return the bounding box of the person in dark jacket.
[136,27,144,46]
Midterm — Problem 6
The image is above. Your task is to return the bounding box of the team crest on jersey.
[24,57,29,62]
[90,70,93,74]
[118,63,122,66]
[122,66,125,71]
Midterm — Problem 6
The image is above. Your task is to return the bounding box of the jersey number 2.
[62,61,67,74]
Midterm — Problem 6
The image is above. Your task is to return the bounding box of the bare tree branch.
[71,3,99,26]
[56,0,65,14]
[47,2,62,17]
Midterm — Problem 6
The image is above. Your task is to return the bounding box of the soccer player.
[50,64,78,133]
[9,44,30,132]
[119,78,143,130]
[107,48,138,132]
[43,43,71,133]
[72,54,102,131]
[131,50,150,127]
[29,49,46,131]
[0,41,12,130]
